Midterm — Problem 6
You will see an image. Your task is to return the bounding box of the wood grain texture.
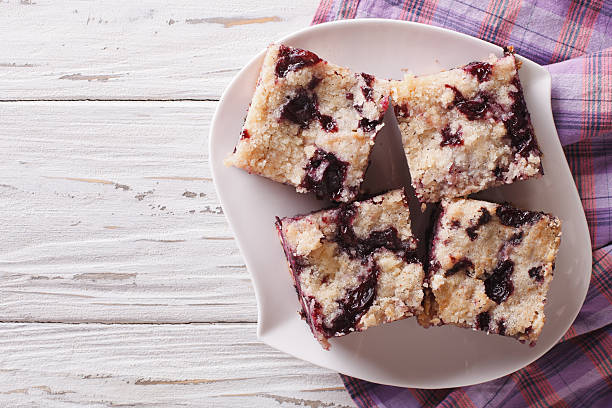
[0,101,258,323]
[0,0,318,100]
[0,323,354,407]
[1,1,355,405]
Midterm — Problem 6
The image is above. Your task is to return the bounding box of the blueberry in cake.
[420,198,562,345]
[225,44,390,202]
[391,48,543,203]
[276,189,425,349]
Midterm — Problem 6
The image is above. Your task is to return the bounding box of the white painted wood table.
[0,1,356,406]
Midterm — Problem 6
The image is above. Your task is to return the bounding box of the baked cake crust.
[225,44,390,202]
[420,198,562,345]
[276,189,425,349]
[392,50,543,203]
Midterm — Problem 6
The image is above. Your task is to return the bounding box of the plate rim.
[209,18,592,388]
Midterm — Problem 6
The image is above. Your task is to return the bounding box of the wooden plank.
[0,0,318,100]
[0,101,262,323]
[0,323,354,407]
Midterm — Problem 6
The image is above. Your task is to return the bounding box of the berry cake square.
[392,48,543,203]
[276,189,425,349]
[225,44,390,202]
[420,198,562,345]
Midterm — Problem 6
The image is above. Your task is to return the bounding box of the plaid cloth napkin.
[311,1,612,406]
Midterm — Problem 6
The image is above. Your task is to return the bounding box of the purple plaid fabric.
[311,1,612,406]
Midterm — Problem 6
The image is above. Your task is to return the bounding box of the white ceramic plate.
[209,19,592,388]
